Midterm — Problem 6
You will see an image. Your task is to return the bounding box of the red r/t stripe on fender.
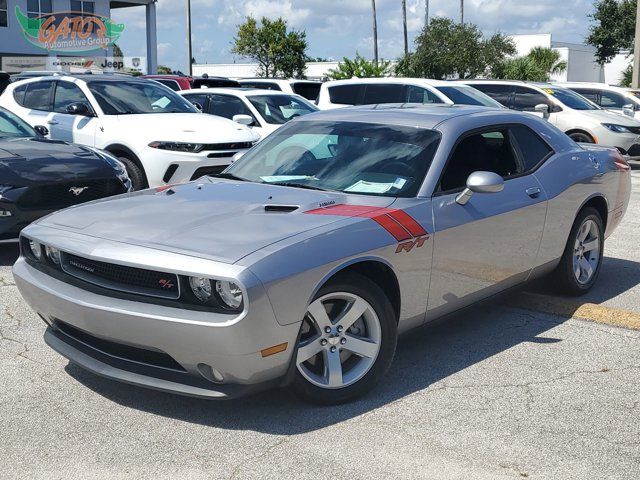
[305,204,428,241]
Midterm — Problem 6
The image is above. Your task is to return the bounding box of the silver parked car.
[13,104,631,404]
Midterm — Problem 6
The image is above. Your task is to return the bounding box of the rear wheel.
[292,274,397,405]
[117,156,146,191]
[551,207,604,295]
[568,132,594,144]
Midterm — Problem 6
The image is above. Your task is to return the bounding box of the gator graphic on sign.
[15,6,125,53]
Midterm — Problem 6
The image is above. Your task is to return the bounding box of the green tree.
[587,0,637,64]
[232,17,308,78]
[395,17,515,79]
[157,65,173,74]
[494,47,567,81]
[112,43,124,58]
[621,64,633,87]
[327,53,392,80]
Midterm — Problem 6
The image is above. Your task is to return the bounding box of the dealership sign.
[15,7,125,53]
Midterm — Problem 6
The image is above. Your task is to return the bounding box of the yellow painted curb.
[510,292,640,331]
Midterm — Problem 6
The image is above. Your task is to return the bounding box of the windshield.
[435,86,503,107]
[544,87,599,110]
[0,108,36,138]
[87,81,198,115]
[226,121,441,197]
[247,94,318,125]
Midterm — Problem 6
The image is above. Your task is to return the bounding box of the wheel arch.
[103,143,148,187]
[579,194,609,230]
[565,129,596,143]
[309,257,401,323]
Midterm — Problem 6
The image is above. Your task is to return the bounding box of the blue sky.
[111,0,597,72]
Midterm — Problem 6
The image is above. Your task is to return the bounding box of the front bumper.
[600,131,640,160]
[141,147,250,187]
[13,254,300,399]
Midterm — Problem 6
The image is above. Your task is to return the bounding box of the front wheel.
[292,274,397,405]
[117,156,147,191]
[551,207,604,295]
[568,132,594,144]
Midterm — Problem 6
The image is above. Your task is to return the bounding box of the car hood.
[112,113,261,143]
[578,109,640,126]
[39,178,395,264]
[0,137,113,186]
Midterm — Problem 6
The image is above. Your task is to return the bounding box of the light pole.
[633,0,640,88]
[402,0,408,56]
[460,0,464,24]
[425,0,429,27]
[372,0,379,66]
[187,0,193,76]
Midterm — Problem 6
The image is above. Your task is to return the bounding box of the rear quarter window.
[20,81,53,111]
[510,124,554,171]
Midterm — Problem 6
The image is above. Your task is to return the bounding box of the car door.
[207,93,263,135]
[470,84,515,108]
[512,86,559,122]
[428,124,551,318]
[13,80,54,131]
[405,85,446,104]
[49,80,98,145]
[183,93,210,112]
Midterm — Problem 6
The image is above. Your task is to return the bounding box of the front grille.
[190,165,227,180]
[17,179,126,210]
[201,141,254,151]
[61,253,180,300]
[54,320,186,372]
[627,144,640,157]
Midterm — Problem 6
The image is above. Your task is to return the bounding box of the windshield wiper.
[210,172,248,181]
[267,182,334,192]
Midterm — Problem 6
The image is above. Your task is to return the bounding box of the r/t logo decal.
[396,235,429,254]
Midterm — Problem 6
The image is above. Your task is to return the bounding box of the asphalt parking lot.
[1,174,639,480]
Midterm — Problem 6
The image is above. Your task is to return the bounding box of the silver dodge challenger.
[13,104,631,404]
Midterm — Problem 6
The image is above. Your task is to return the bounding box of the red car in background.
[142,74,241,91]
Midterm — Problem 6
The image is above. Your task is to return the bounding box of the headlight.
[0,185,13,200]
[29,240,42,260]
[215,280,243,309]
[148,141,204,153]
[602,123,632,133]
[189,276,213,303]
[45,246,61,266]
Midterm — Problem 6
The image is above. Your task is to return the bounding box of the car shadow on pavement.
[52,255,640,434]
[0,244,19,267]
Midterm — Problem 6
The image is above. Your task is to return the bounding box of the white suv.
[316,78,505,110]
[557,82,640,120]
[0,75,260,190]
[463,80,640,160]
[237,79,322,102]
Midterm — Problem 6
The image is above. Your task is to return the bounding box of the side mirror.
[233,114,254,126]
[66,102,93,116]
[534,103,550,119]
[622,104,635,117]
[34,125,49,137]
[456,171,504,206]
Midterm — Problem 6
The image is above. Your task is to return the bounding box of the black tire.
[117,156,147,191]
[568,132,595,144]
[292,273,398,405]
[551,207,604,296]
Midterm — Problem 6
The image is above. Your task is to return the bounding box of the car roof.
[297,103,521,129]
[181,87,299,96]
[557,82,628,91]
[238,78,320,84]
[322,77,452,87]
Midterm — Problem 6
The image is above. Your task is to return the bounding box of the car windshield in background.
[435,86,503,107]
[544,87,599,110]
[247,94,318,124]
[0,108,35,138]
[226,121,441,197]
[87,81,199,115]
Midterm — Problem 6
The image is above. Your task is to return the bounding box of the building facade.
[0,0,157,73]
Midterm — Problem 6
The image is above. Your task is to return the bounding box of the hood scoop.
[264,204,299,213]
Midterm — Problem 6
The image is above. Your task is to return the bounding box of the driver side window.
[439,128,522,193]
[53,81,91,114]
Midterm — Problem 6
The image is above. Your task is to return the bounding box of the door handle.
[526,187,541,199]
[47,120,59,125]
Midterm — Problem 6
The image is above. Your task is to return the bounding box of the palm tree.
[372,0,379,66]
[402,0,408,56]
